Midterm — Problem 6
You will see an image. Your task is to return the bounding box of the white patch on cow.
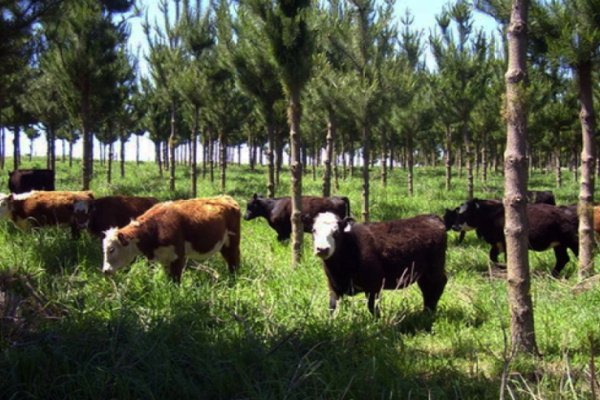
[187,231,231,261]
[12,191,36,200]
[73,200,91,228]
[312,212,340,260]
[131,220,141,227]
[102,227,140,274]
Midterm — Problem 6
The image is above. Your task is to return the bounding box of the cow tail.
[343,196,351,217]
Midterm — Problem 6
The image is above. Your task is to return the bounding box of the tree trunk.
[289,91,303,266]
[29,137,34,161]
[81,94,92,189]
[276,131,283,187]
[220,130,227,192]
[68,140,73,168]
[362,125,370,222]
[136,134,140,165]
[322,112,335,197]
[482,132,488,183]
[555,148,562,188]
[120,134,126,178]
[408,133,414,196]
[381,133,387,187]
[0,126,4,170]
[47,127,56,171]
[191,105,199,197]
[155,141,162,176]
[267,120,276,198]
[107,142,113,184]
[445,126,452,191]
[62,139,66,163]
[504,0,537,355]
[169,100,177,192]
[208,127,214,183]
[463,124,474,200]
[13,126,20,171]
[576,60,596,278]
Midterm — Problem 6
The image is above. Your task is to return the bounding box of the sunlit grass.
[0,157,598,398]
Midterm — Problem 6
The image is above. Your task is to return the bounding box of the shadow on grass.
[0,299,499,399]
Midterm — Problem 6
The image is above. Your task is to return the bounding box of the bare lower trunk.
[68,140,73,168]
[576,61,596,279]
[322,112,335,197]
[13,126,20,171]
[362,125,370,222]
[482,133,488,183]
[136,134,140,165]
[289,91,303,266]
[155,141,162,176]
[220,130,227,192]
[191,105,199,197]
[209,128,214,183]
[0,126,4,170]
[555,148,562,188]
[381,134,387,187]
[276,132,283,187]
[120,134,126,178]
[445,126,452,190]
[463,124,474,200]
[47,128,56,171]
[504,0,537,355]
[408,133,414,196]
[169,100,176,192]
[107,142,113,184]
[267,120,275,198]
[29,138,33,161]
[81,101,92,190]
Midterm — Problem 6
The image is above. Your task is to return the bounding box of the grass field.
[1,158,600,399]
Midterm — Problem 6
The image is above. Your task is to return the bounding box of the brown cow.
[312,212,447,317]
[73,195,159,236]
[0,190,94,236]
[102,196,241,282]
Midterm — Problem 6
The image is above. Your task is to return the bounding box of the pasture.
[1,159,600,399]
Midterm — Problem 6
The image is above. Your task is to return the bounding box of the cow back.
[9,169,55,194]
[88,195,159,235]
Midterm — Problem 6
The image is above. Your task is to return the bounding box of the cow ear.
[340,217,355,233]
[117,232,129,246]
[253,193,258,200]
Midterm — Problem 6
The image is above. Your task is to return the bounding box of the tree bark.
[220,129,227,192]
[29,137,34,161]
[555,148,562,188]
[136,134,140,165]
[47,127,56,171]
[191,105,199,197]
[381,133,387,187]
[120,134,126,178]
[576,60,596,278]
[289,91,303,266]
[107,142,113,184]
[68,140,73,168]
[322,112,335,197]
[155,141,163,176]
[267,119,276,198]
[407,132,414,196]
[13,126,20,171]
[169,100,177,192]
[504,0,537,355]
[0,126,4,170]
[463,123,474,200]
[362,125,370,222]
[445,126,452,191]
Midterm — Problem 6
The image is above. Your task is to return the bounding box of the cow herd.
[0,169,597,317]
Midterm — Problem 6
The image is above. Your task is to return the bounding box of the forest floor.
[1,158,599,399]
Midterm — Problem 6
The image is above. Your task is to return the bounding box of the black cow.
[8,169,55,194]
[453,198,578,277]
[312,212,447,316]
[244,194,350,241]
[445,190,556,244]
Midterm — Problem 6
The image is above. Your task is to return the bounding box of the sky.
[5,0,500,164]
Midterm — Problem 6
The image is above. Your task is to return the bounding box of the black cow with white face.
[312,212,448,317]
[244,194,350,241]
[453,198,578,277]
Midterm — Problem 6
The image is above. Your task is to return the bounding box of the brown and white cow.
[73,195,159,237]
[453,198,578,277]
[244,194,350,241]
[0,190,94,236]
[312,212,447,317]
[102,196,241,282]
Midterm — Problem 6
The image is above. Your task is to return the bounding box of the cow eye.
[108,247,115,254]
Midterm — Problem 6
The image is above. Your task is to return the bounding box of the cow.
[8,169,55,194]
[453,198,578,277]
[72,195,159,237]
[0,190,94,236]
[445,191,556,244]
[102,196,241,282]
[244,194,350,241]
[311,212,448,317]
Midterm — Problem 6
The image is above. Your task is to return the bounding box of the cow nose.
[102,266,114,275]
[243,213,251,220]
[315,247,329,257]
[451,223,462,232]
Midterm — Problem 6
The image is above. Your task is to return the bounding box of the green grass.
[1,158,600,399]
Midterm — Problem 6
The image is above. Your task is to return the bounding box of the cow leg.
[70,223,81,239]
[458,231,465,244]
[552,246,570,278]
[168,257,185,283]
[220,245,240,274]
[367,292,380,318]
[489,245,500,263]
[418,273,447,312]
[329,291,339,315]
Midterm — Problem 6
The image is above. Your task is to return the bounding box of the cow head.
[244,193,267,220]
[102,228,139,274]
[443,208,460,231]
[0,193,13,219]
[453,199,480,232]
[312,212,355,260]
[72,199,94,229]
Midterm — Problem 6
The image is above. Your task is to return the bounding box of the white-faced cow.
[0,190,94,236]
[73,195,159,237]
[453,198,578,277]
[8,169,55,194]
[102,196,241,282]
[312,212,447,317]
[244,194,350,241]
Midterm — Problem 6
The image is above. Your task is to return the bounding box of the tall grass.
[1,158,599,399]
